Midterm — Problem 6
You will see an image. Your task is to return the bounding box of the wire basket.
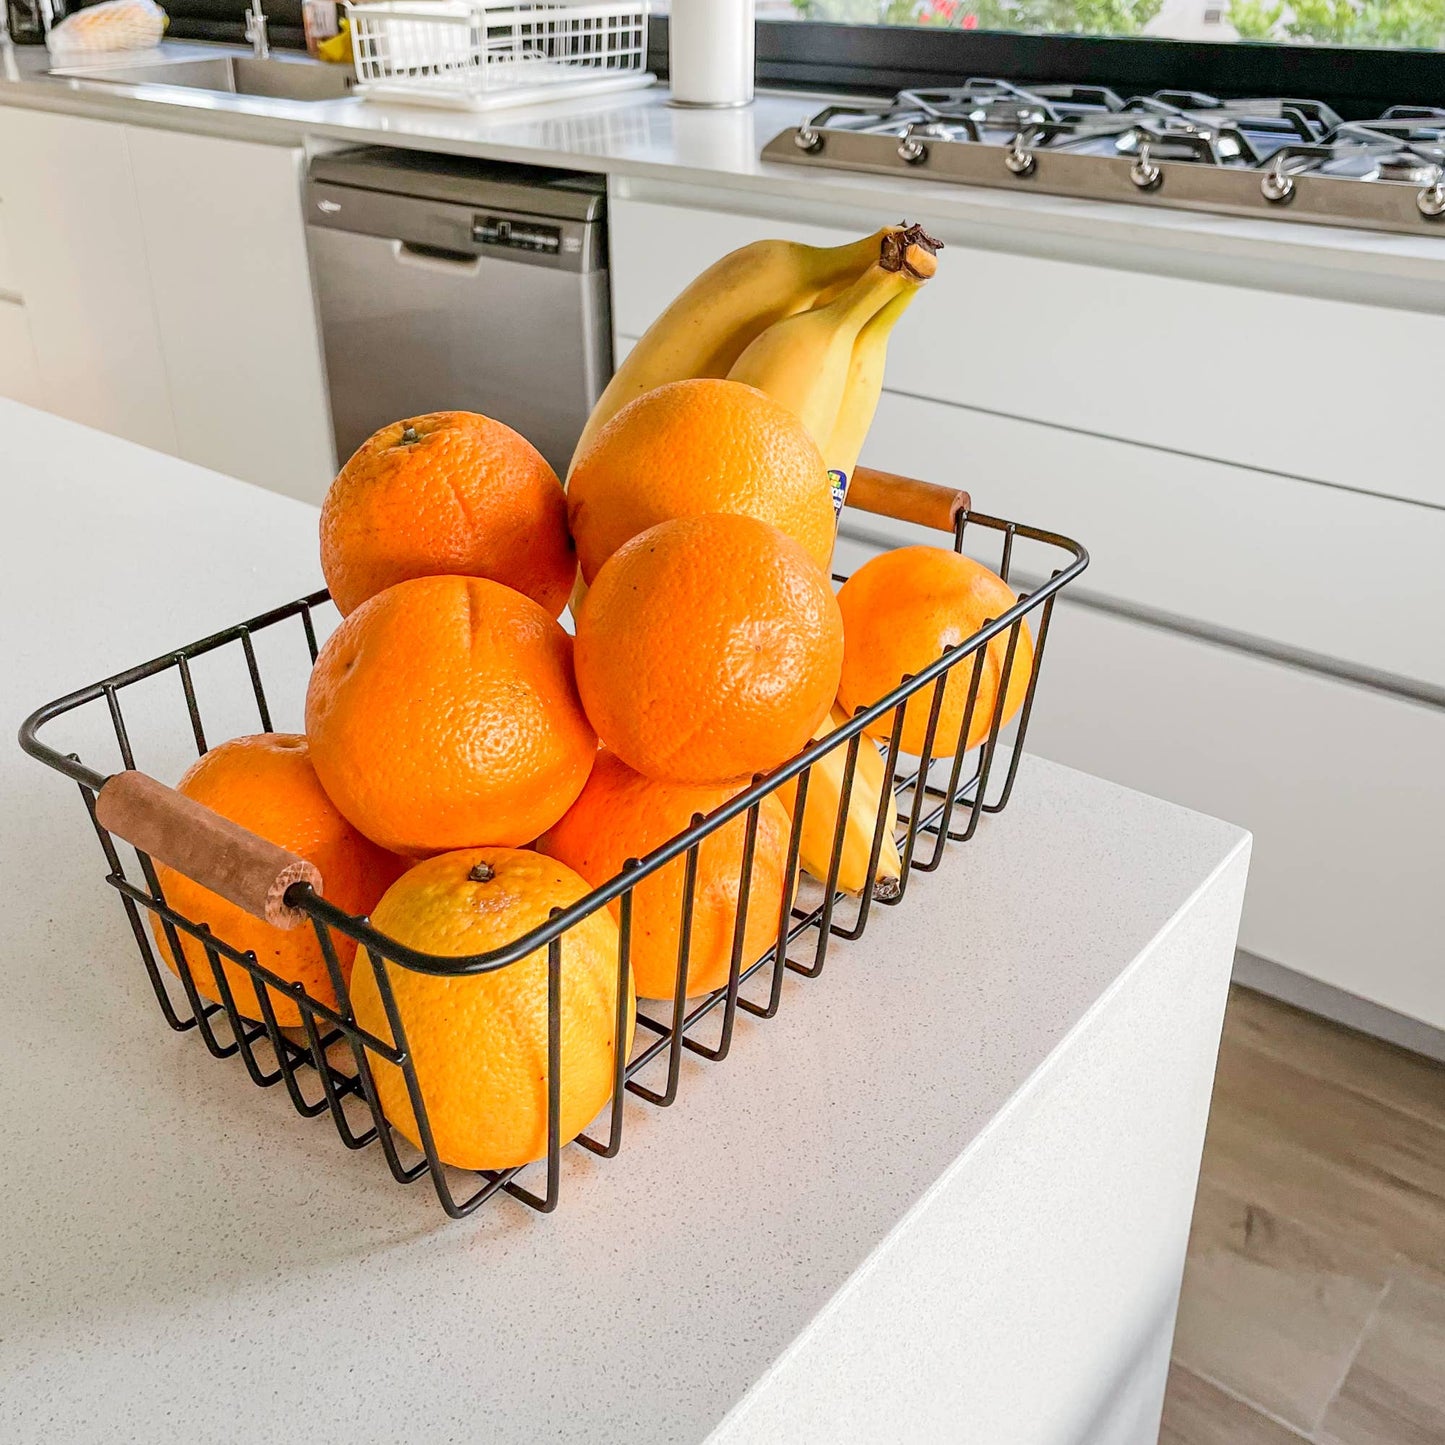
[20,470,1087,1221]
[345,0,652,111]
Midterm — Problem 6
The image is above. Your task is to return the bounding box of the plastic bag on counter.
[45,0,167,60]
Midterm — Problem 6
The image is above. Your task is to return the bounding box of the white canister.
[668,0,755,109]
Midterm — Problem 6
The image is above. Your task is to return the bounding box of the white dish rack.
[344,0,652,111]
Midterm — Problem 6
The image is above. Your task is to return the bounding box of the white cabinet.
[1023,600,1445,1033]
[0,298,43,408]
[611,182,1445,1028]
[0,108,176,451]
[0,106,334,501]
[857,391,1445,691]
[127,126,335,501]
[0,182,51,409]
[834,393,1445,1026]
[0,198,22,297]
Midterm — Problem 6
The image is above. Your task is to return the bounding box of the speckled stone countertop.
[1,400,1248,1442]
[2,37,1441,286]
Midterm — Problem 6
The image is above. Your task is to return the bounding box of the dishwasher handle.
[390,239,486,276]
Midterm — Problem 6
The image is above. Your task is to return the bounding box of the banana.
[568,227,901,476]
[725,262,910,459]
[823,285,918,487]
[724,225,940,488]
[777,705,903,901]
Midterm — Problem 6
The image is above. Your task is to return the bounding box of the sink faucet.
[244,0,269,58]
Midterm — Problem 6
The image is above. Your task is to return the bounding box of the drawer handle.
[95,770,321,929]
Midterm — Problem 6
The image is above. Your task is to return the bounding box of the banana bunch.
[569,227,891,475]
[569,223,941,485]
[777,705,903,901]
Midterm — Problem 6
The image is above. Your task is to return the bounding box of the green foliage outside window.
[1234,0,1445,45]
[963,0,1162,29]
[788,0,924,21]
[1224,0,1287,34]
[789,0,1162,27]
[792,0,1445,45]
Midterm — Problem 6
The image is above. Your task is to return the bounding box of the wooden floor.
[1160,986,1445,1445]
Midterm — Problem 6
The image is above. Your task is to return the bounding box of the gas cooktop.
[761,81,1445,236]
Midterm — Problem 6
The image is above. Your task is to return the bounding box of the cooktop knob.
[1004,136,1036,177]
[1130,144,1164,192]
[1261,160,1295,204]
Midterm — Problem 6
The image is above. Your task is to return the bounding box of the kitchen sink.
[53,53,355,103]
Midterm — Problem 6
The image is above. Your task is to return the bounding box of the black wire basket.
[19,469,1087,1220]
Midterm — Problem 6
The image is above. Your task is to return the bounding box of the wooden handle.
[845,466,970,534]
[95,771,321,930]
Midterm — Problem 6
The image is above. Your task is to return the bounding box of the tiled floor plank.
[1226,989,1445,1133]
[1171,1181,1389,1432]
[1158,1364,1310,1445]
[1167,988,1445,1445]
[1199,1032,1445,1277]
[1318,1272,1445,1445]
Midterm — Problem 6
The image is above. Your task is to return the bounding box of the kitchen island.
[1,399,1250,1443]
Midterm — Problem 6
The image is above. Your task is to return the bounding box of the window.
[124,0,306,48]
[771,0,1445,48]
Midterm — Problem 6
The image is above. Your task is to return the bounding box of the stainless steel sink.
[54,53,355,102]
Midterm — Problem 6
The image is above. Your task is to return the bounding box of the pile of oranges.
[154,384,1030,1175]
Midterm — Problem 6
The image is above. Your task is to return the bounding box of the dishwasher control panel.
[304,155,606,275]
[473,216,563,255]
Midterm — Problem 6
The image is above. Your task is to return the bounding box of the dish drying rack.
[344,0,653,111]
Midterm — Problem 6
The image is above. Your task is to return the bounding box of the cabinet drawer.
[853,391,1445,691]
[609,194,1445,508]
[0,106,175,453]
[126,127,335,501]
[1024,600,1445,1029]
[0,297,42,407]
[0,201,19,298]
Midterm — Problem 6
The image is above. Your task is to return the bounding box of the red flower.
[962,11,978,25]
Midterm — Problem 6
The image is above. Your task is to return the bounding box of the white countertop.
[4,39,1444,289]
[0,400,1248,1440]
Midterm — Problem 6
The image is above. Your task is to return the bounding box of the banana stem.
[880,222,944,280]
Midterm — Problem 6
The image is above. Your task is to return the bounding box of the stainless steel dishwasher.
[305,148,610,477]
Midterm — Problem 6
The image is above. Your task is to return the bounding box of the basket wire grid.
[21,504,1087,1221]
[346,0,649,108]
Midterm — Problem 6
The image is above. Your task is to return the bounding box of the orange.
[538,750,792,1000]
[349,847,633,1172]
[574,513,844,786]
[306,575,596,856]
[567,378,836,585]
[150,734,404,1026]
[836,546,1035,758]
[320,411,575,619]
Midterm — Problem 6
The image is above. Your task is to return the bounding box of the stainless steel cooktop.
[761,81,1445,235]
